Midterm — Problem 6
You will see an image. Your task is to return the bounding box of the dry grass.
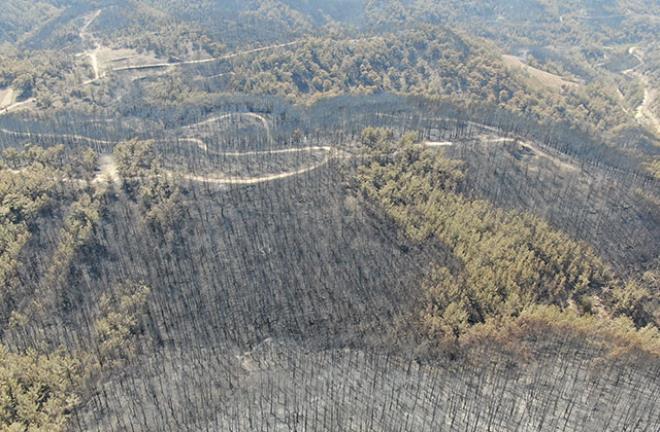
[503,54,581,92]
[95,46,161,70]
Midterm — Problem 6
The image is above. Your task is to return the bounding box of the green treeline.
[0,346,81,432]
[0,145,154,430]
[354,127,659,353]
[1,156,62,308]
[228,28,629,135]
[95,282,151,367]
[1,146,97,306]
[0,282,151,432]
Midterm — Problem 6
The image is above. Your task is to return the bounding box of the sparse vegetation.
[0,1,658,430]
[355,128,658,348]
[95,282,151,367]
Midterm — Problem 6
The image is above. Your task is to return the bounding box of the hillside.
[0,1,659,431]
[3,1,657,172]
[1,98,659,431]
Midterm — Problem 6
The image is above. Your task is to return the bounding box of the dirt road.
[0,127,117,145]
[111,41,301,73]
[424,141,453,147]
[1,113,337,186]
[183,112,273,143]
[79,10,103,81]
[624,47,660,136]
[0,97,34,115]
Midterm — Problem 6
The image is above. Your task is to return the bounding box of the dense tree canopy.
[0,346,81,432]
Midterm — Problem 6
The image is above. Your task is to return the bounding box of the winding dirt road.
[623,47,660,136]
[169,112,337,183]
[376,113,577,171]
[183,112,273,143]
[180,136,331,157]
[177,156,332,185]
[1,9,103,108]
[0,127,117,146]
[1,113,336,186]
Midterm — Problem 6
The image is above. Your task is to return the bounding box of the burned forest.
[1,1,659,431]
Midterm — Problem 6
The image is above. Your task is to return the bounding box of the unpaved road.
[0,127,117,146]
[5,152,330,186]
[0,97,34,115]
[424,141,454,147]
[624,47,660,136]
[177,157,331,185]
[43,12,380,94]
[1,112,336,186]
[377,113,578,171]
[110,41,302,74]
[637,84,660,135]
[79,39,299,86]
[108,36,382,79]
[183,112,273,143]
[78,10,103,81]
[79,9,101,39]
[181,136,331,157]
